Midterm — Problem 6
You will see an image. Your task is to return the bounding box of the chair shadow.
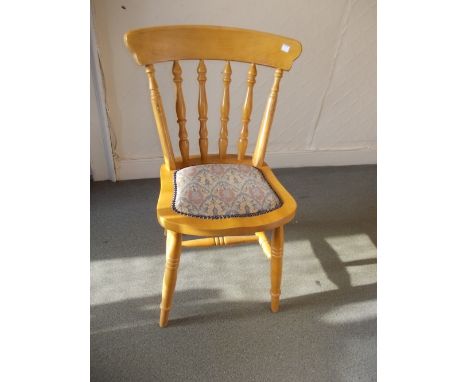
[285,220,377,292]
[91,288,220,334]
[91,279,376,333]
[91,217,377,333]
[91,285,376,381]
[91,166,377,381]
[169,282,376,328]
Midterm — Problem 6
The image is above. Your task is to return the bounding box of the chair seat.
[173,164,282,219]
[156,156,297,236]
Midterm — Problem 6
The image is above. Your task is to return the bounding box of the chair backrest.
[124,25,302,170]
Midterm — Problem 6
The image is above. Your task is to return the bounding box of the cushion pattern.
[172,164,282,219]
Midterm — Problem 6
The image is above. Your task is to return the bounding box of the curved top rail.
[124,25,302,70]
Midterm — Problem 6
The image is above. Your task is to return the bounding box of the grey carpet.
[91,165,377,382]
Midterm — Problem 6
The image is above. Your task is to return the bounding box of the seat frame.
[124,25,302,327]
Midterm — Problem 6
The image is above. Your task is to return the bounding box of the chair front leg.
[159,230,182,327]
[270,225,284,312]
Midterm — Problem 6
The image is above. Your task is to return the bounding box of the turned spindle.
[197,60,208,162]
[238,63,257,160]
[172,61,189,165]
[219,61,232,159]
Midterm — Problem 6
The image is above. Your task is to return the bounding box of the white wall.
[92,0,376,180]
[90,19,116,181]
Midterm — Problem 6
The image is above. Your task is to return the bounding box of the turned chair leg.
[270,225,284,312]
[159,230,182,327]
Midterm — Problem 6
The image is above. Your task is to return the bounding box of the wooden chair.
[124,25,302,327]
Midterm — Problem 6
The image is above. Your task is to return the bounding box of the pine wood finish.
[145,65,176,170]
[182,235,259,248]
[160,230,182,327]
[238,63,257,160]
[125,25,301,70]
[197,60,209,162]
[253,68,283,167]
[181,232,272,259]
[172,61,189,165]
[256,231,272,259]
[270,226,284,312]
[219,61,231,159]
[124,25,301,327]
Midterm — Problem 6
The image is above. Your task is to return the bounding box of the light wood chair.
[124,25,302,327]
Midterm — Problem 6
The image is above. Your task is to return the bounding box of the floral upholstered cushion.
[172,164,282,219]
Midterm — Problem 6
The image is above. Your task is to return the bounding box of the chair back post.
[252,68,283,168]
[145,64,176,170]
